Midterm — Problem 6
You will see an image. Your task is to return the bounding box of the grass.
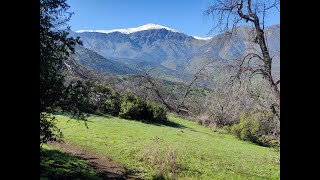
[40,144,103,180]
[54,114,280,179]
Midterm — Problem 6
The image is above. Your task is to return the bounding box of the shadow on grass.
[57,111,188,129]
[84,112,188,129]
[40,148,103,180]
[91,111,113,119]
[143,119,188,129]
[117,117,189,129]
[40,148,140,180]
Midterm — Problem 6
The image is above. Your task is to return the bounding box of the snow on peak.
[192,36,212,41]
[133,23,178,32]
[76,23,178,34]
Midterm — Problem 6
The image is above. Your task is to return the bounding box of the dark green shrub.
[119,93,145,119]
[231,113,260,143]
[105,92,121,115]
[119,93,167,123]
[147,101,168,122]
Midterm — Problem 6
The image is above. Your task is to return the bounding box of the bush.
[258,135,280,149]
[119,93,146,119]
[229,110,280,148]
[231,113,260,143]
[222,125,232,133]
[256,110,280,137]
[119,93,167,123]
[105,92,121,115]
[147,101,168,122]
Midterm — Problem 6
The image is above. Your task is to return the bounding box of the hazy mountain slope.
[71,45,139,75]
[69,24,279,82]
[75,28,205,71]
[185,25,280,73]
[64,45,193,83]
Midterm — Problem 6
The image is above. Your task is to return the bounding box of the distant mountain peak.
[192,36,212,41]
[76,23,178,34]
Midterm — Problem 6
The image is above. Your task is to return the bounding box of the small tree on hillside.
[135,64,212,115]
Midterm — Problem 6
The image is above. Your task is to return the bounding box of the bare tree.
[135,69,177,112]
[134,63,213,115]
[205,0,280,111]
[197,74,255,127]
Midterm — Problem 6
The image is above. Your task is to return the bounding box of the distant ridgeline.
[65,24,280,84]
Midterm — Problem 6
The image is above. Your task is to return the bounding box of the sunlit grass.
[55,114,280,179]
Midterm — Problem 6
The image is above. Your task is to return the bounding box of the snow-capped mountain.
[69,24,279,81]
[76,23,178,34]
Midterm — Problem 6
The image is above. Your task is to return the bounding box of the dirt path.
[49,141,142,180]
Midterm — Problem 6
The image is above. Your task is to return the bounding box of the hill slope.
[54,114,280,179]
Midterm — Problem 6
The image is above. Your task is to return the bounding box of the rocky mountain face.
[67,24,280,82]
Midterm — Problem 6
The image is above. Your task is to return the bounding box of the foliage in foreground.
[40,113,63,143]
[40,0,82,144]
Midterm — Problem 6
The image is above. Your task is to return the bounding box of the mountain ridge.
[67,24,279,83]
[76,23,179,35]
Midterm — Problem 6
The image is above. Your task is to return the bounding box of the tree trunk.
[251,7,280,105]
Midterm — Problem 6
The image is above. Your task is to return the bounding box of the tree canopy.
[40,0,81,144]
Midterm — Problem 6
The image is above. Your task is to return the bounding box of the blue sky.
[67,0,279,37]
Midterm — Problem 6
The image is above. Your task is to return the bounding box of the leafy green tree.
[40,0,81,144]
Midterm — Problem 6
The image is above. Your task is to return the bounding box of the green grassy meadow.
[54,114,280,179]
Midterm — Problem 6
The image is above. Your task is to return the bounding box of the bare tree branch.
[134,70,175,111]
[177,62,212,110]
